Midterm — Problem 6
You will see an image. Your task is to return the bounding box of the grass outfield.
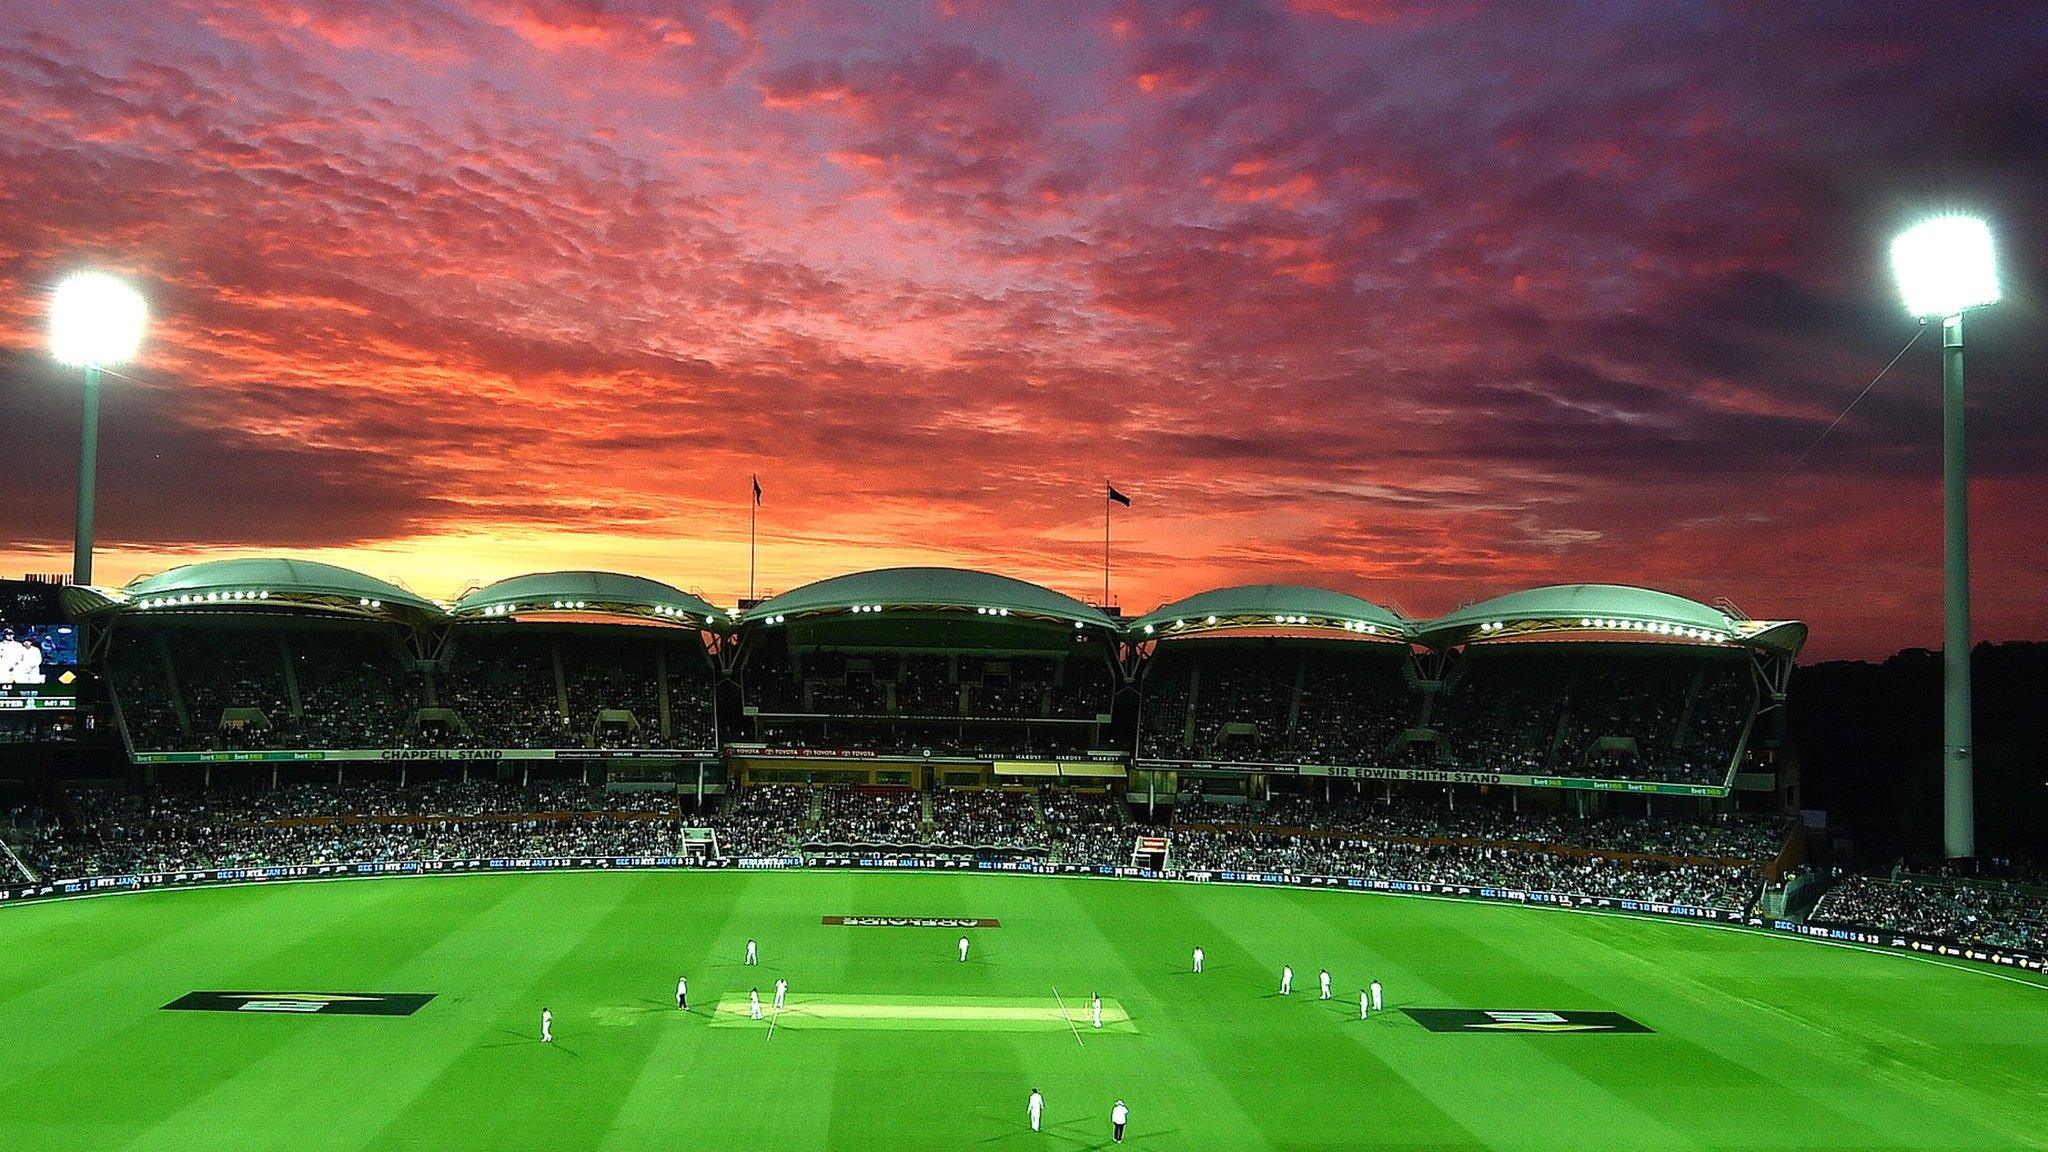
[0,871,2043,1151]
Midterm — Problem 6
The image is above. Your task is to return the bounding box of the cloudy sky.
[2,0,2043,658]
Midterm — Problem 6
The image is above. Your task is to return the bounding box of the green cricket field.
[1,870,2042,1150]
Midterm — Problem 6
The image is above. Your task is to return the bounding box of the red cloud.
[0,1,2044,661]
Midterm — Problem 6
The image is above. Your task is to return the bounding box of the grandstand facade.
[51,559,1802,801]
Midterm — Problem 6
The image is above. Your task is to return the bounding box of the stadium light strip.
[135,590,273,609]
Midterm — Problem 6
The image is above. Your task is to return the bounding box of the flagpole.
[749,476,758,603]
[1103,483,1111,609]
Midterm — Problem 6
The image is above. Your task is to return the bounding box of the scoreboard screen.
[0,579,82,712]
[0,622,79,709]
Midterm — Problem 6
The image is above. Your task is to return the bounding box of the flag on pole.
[1107,484,1131,507]
[753,475,763,505]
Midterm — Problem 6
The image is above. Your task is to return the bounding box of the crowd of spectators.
[1167,831,1763,910]
[1431,647,1754,785]
[745,645,1117,721]
[1809,874,2048,952]
[19,780,689,879]
[1042,789,1134,865]
[809,785,925,846]
[291,631,424,748]
[105,623,719,753]
[3,779,1827,919]
[739,641,1117,757]
[747,723,1097,759]
[928,787,1042,850]
[1138,640,1414,767]
[1238,794,1790,861]
[1137,640,1754,788]
[714,783,807,858]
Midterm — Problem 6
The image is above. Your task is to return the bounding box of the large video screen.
[0,622,79,709]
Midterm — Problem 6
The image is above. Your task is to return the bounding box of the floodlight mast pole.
[73,364,101,586]
[1940,311,1973,859]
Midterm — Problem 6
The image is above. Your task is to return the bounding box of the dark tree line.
[1790,642,2048,867]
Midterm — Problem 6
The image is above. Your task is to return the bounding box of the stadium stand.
[1808,873,2048,952]
[18,779,1788,915]
[1430,645,1754,785]
[23,565,1855,924]
[76,567,1802,795]
[1138,638,1415,766]
[106,618,717,754]
[737,568,1120,758]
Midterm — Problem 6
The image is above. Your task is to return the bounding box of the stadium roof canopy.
[745,567,1117,631]
[87,558,442,623]
[1130,584,1407,640]
[451,571,723,626]
[1413,583,1806,656]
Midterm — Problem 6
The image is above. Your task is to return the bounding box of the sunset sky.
[2,0,2043,660]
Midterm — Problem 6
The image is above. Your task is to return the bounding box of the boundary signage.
[822,916,1001,928]
[131,748,720,764]
[7,858,2040,977]
[1134,757,1730,797]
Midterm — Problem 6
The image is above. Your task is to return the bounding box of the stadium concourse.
[2,558,2042,965]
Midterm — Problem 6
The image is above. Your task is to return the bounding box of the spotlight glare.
[1892,215,1999,319]
[51,272,148,367]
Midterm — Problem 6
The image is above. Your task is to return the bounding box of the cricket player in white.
[1360,989,1369,1020]
[773,978,787,1010]
[749,988,762,1020]
[1371,980,1383,1012]
[746,938,758,965]
[1192,946,1203,973]
[677,976,688,1010]
[1319,969,1331,1000]
[958,935,970,962]
[1028,1089,1043,1132]
[1111,1099,1128,1145]
[1092,992,1102,1029]
[1280,965,1292,995]
[541,1007,552,1042]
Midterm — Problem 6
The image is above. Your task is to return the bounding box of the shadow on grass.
[477,1026,541,1050]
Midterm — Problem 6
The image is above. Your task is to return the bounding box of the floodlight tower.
[1890,216,2000,859]
[49,272,148,587]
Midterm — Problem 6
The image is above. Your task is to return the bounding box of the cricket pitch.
[709,992,1138,1033]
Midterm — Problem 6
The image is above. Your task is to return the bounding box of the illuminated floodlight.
[51,272,148,367]
[1892,216,1999,319]
[1889,215,1998,857]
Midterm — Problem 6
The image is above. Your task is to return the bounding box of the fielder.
[677,976,688,1010]
[774,978,788,1011]
[1280,965,1292,995]
[1320,969,1332,1000]
[1028,1088,1044,1132]
[1092,992,1103,1029]
[1192,946,1204,973]
[540,1007,552,1043]
[1371,980,1383,1012]
[746,938,758,965]
[750,988,762,1020]
[959,935,971,962]
[1360,989,1369,1021]
[1111,1099,1129,1145]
